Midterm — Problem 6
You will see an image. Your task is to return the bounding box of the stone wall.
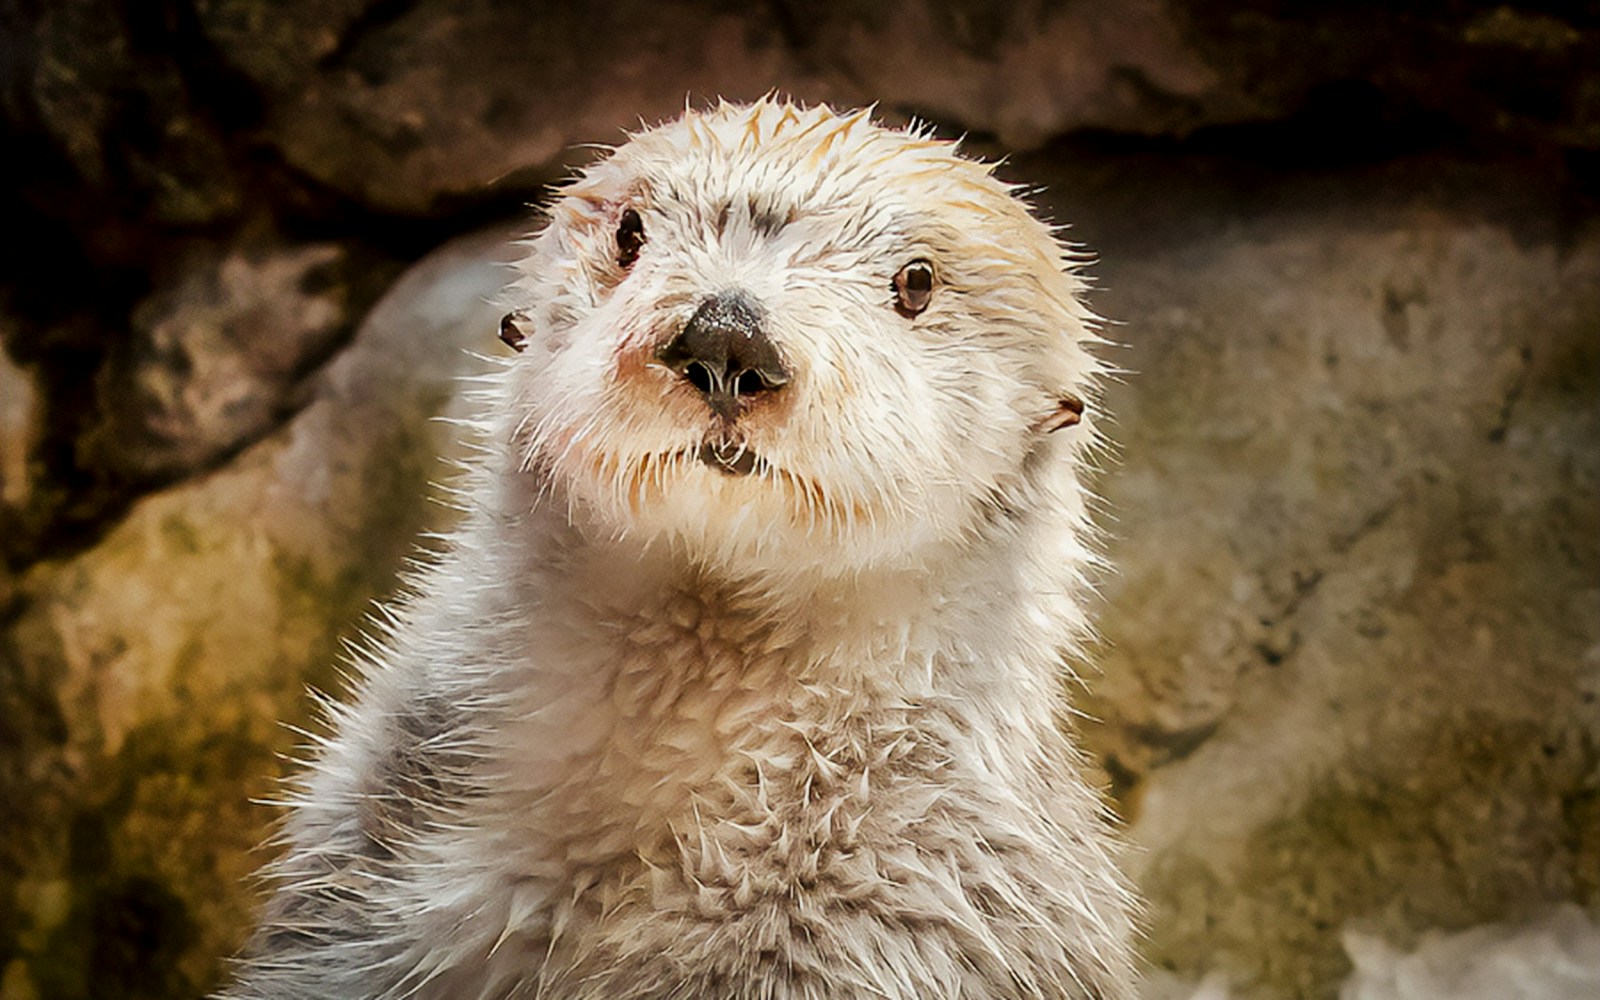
[2,3,1596,998]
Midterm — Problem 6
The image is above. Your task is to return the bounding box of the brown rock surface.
[0,337,36,512]
[194,0,810,214]
[18,0,245,226]
[89,234,398,484]
[175,1,1599,215]
[1039,155,1600,997]
[0,225,513,999]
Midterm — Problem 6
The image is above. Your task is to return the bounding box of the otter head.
[501,100,1100,584]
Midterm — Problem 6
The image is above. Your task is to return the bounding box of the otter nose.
[657,292,789,418]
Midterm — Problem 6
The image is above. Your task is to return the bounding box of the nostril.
[685,362,715,395]
[734,369,766,397]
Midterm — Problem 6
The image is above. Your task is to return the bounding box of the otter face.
[503,100,1099,581]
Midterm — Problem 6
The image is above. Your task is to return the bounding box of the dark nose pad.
[657,293,790,418]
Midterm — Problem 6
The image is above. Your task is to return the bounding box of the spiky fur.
[221,100,1138,1000]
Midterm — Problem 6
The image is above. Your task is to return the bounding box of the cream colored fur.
[221,99,1137,1000]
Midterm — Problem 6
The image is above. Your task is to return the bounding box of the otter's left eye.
[893,259,935,317]
[616,209,645,269]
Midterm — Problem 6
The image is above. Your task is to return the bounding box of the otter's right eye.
[616,209,645,269]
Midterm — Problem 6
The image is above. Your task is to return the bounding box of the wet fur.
[222,100,1138,1000]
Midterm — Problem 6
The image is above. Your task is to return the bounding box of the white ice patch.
[1141,905,1600,1000]
[1340,905,1600,1000]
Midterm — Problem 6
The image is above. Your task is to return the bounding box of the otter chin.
[222,99,1137,1000]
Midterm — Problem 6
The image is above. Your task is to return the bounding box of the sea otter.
[222,98,1136,1000]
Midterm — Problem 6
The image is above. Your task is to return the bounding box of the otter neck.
[458,475,1086,913]
[513,495,1078,715]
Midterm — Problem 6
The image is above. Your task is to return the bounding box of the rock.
[1340,905,1600,1000]
[87,233,400,485]
[194,0,811,214]
[183,1,1598,215]
[0,339,37,511]
[801,0,1240,149]
[1175,2,1600,153]
[17,0,244,226]
[1033,155,1600,998]
[0,221,519,1000]
[185,0,1246,212]
[189,0,374,93]
[0,337,37,617]
[0,226,404,574]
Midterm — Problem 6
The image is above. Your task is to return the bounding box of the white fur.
[222,100,1136,1000]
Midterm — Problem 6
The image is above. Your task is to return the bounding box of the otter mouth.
[696,438,759,476]
[613,442,858,530]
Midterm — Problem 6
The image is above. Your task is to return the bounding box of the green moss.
[158,515,201,556]
[33,875,195,1000]
[0,411,462,998]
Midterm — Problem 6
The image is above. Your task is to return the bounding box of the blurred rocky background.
[1,1,1596,998]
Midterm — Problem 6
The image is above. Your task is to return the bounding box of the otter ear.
[1032,394,1085,434]
[500,310,533,353]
